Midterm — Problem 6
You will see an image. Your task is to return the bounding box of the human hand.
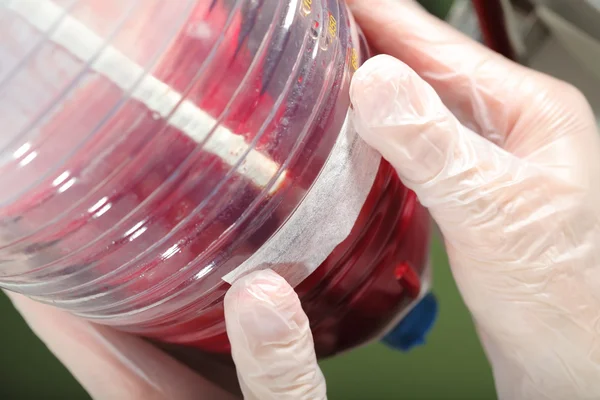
[347,1,600,399]
[7,269,326,399]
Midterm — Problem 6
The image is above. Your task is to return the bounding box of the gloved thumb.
[224,269,326,400]
[350,55,521,244]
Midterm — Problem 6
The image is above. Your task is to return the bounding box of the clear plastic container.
[0,0,431,358]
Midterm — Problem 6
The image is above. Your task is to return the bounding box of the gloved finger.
[346,0,558,144]
[6,291,237,400]
[350,55,543,247]
[225,269,326,400]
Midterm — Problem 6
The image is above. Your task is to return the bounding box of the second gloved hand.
[348,1,600,399]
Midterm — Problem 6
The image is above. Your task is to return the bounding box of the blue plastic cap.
[382,292,438,351]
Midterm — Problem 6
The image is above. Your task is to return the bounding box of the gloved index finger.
[347,0,538,144]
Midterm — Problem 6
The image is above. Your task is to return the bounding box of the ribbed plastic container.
[0,0,431,358]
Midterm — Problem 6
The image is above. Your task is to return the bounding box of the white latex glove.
[224,269,325,399]
[347,0,600,399]
[7,269,326,399]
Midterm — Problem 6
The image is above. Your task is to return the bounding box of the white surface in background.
[446,0,600,127]
[446,1,482,43]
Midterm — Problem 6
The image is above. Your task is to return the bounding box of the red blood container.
[0,0,431,358]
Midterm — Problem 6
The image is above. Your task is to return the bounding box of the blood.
[0,0,429,357]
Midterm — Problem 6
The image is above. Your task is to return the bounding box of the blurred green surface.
[418,0,455,20]
[0,236,496,399]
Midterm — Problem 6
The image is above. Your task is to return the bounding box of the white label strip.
[222,114,381,287]
[4,0,286,192]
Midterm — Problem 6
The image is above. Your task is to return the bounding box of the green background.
[0,236,497,399]
[1,1,498,398]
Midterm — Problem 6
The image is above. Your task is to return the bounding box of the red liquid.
[0,0,429,357]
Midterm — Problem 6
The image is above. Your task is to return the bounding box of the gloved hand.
[7,268,326,399]
[347,0,600,399]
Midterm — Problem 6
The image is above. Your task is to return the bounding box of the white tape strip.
[222,114,381,287]
[5,0,286,192]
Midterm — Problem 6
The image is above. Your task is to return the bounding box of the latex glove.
[7,269,325,399]
[347,1,600,399]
